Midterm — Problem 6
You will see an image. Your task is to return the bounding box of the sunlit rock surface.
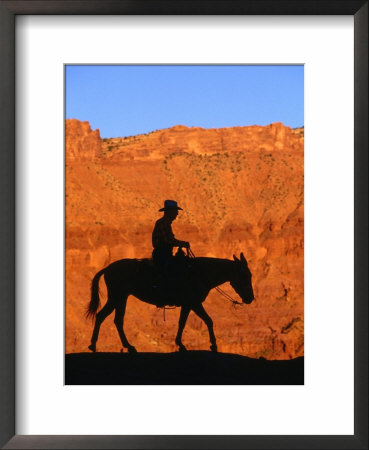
[66,119,304,360]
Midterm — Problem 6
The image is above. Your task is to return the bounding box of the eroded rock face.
[66,119,304,360]
[65,119,102,161]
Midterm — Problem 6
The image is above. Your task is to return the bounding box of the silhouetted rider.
[152,200,190,306]
[152,200,190,266]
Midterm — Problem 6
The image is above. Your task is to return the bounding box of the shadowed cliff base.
[65,351,304,385]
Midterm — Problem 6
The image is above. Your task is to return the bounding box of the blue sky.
[65,65,304,138]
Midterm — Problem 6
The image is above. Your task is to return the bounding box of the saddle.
[137,249,194,307]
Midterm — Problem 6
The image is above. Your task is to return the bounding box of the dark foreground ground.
[65,351,304,385]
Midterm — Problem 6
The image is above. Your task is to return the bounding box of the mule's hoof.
[210,344,218,353]
[178,345,187,352]
[88,344,96,353]
[127,346,137,354]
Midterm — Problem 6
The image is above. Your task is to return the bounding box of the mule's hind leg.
[114,296,137,353]
[175,306,190,352]
[192,304,217,352]
[89,301,115,352]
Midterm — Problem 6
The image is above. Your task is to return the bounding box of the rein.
[215,286,244,308]
[187,248,244,308]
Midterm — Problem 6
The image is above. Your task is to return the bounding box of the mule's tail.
[86,268,105,319]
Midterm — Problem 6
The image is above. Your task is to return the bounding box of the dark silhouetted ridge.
[65,351,303,385]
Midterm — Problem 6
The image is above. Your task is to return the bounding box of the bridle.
[187,247,244,308]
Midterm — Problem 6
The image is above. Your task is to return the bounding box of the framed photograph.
[64,63,305,387]
[1,1,367,449]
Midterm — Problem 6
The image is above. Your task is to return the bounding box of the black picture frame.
[0,1,367,449]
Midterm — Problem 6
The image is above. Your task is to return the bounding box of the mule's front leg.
[192,304,217,352]
[175,306,190,351]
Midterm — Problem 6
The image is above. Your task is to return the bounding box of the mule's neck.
[199,258,235,290]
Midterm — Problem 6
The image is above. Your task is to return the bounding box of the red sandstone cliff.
[65,119,304,359]
[65,119,102,161]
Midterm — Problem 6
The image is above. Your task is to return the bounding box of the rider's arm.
[162,222,189,248]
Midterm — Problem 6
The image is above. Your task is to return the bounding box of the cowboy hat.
[158,200,183,212]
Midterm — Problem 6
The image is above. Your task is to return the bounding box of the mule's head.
[230,253,254,304]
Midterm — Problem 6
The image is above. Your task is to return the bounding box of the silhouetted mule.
[86,253,254,353]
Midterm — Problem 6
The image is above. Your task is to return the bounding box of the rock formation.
[65,119,102,161]
[65,119,304,360]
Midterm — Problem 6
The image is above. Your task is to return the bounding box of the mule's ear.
[233,254,239,262]
[240,252,247,264]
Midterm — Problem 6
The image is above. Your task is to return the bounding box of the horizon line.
[65,118,305,139]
